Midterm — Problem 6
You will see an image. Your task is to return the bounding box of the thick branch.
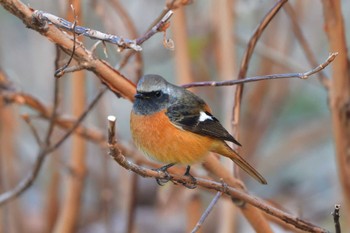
[321,0,350,216]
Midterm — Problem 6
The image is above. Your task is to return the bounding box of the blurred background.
[0,0,349,232]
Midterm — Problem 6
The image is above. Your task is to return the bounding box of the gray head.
[136,74,169,93]
[133,74,176,115]
[133,74,206,115]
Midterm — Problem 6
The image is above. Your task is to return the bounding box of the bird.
[130,74,267,185]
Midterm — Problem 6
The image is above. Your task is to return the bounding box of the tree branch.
[182,53,337,88]
[107,116,330,233]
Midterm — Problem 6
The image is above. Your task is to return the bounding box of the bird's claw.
[152,163,175,186]
[182,166,197,189]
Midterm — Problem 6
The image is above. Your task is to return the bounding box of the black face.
[133,90,170,115]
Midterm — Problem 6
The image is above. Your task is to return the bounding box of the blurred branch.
[47,87,107,154]
[21,114,43,146]
[214,0,238,231]
[232,0,288,136]
[172,7,192,83]
[126,173,138,233]
[1,90,106,145]
[53,2,87,231]
[0,87,105,206]
[191,191,222,233]
[106,0,143,78]
[321,0,350,217]
[0,148,47,206]
[186,193,202,233]
[284,3,330,88]
[45,46,63,145]
[182,53,337,88]
[107,116,329,233]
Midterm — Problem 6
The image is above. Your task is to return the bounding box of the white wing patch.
[199,111,213,122]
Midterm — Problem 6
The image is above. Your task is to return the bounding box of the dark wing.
[166,103,241,146]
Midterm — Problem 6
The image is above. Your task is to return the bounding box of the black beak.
[135,92,144,99]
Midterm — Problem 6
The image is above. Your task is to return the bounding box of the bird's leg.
[182,165,197,189]
[152,163,175,186]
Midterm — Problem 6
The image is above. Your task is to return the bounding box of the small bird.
[130,74,267,185]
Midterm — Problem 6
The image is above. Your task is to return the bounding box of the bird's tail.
[212,142,267,185]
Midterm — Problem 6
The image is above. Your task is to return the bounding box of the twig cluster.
[32,9,173,52]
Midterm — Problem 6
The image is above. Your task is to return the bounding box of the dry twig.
[182,53,337,88]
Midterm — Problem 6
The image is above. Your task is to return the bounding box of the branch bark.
[321,0,350,218]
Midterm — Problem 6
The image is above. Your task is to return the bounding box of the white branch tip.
[108,115,116,122]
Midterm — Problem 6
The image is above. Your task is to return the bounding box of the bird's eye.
[155,91,162,97]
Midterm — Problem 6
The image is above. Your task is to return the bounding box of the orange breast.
[130,110,213,164]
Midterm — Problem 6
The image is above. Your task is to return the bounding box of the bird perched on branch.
[130,74,267,186]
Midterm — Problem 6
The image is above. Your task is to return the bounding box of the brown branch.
[182,53,337,88]
[107,116,329,233]
[126,173,138,233]
[186,193,202,233]
[21,114,43,146]
[232,0,288,136]
[0,87,105,206]
[2,89,107,145]
[0,148,47,206]
[47,87,107,154]
[283,3,330,88]
[321,0,350,217]
[45,46,62,145]
[52,3,87,231]
[106,0,143,78]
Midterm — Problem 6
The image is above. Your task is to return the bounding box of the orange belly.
[130,110,213,164]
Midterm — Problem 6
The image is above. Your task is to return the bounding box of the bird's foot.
[152,163,175,186]
[182,165,197,189]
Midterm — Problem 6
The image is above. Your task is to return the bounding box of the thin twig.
[45,46,62,145]
[182,53,337,88]
[107,116,329,233]
[32,10,142,51]
[54,19,78,78]
[135,10,173,45]
[21,114,42,146]
[331,204,341,233]
[191,191,223,233]
[47,87,107,153]
[0,148,47,206]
